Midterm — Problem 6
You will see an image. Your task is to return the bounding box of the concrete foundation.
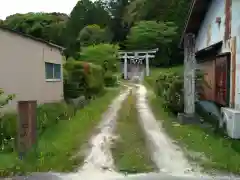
[177,113,201,125]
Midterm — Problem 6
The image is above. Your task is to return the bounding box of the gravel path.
[64,84,201,179]
[135,84,200,176]
[14,84,202,180]
[64,88,131,180]
[9,84,238,180]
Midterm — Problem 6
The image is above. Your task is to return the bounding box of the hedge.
[64,59,104,99]
[0,102,74,153]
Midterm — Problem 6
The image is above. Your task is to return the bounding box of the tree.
[78,24,112,47]
[3,12,68,46]
[80,43,119,72]
[124,0,191,65]
[107,0,131,44]
[63,0,111,58]
[124,0,190,28]
[126,21,177,66]
[126,21,177,49]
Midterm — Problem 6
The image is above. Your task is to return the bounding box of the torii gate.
[118,48,158,79]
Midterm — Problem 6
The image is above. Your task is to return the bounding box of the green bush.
[154,70,205,114]
[1,113,17,140]
[0,102,74,152]
[0,89,15,152]
[155,71,184,113]
[104,72,118,87]
[86,63,104,97]
[64,59,104,99]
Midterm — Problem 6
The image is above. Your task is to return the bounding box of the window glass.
[54,64,61,79]
[45,62,54,79]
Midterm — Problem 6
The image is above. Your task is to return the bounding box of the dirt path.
[64,88,130,180]
[9,85,240,180]
[112,89,156,173]
[61,84,202,179]
[135,84,200,176]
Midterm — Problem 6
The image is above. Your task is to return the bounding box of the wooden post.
[18,101,37,157]
[184,34,196,115]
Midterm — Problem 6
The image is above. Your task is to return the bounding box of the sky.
[0,0,79,20]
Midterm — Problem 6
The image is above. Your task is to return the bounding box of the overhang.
[179,0,212,48]
[195,41,223,62]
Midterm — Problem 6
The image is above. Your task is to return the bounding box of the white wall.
[231,0,240,109]
[0,29,63,111]
[195,0,225,52]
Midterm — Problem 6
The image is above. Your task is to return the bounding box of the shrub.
[0,102,74,152]
[154,70,205,114]
[104,72,118,87]
[85,63,104,97]
[0,89,15,152]
[0,90,15,108]
[64,59,104,99]
[155,71,183,113]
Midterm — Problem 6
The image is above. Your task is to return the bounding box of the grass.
[145,67,240,174]
[150,66,184,76]
[0,88,120,177]
[112,89,155,174]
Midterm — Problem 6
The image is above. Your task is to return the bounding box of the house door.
[198,60,216,101]
[215,55,230,106]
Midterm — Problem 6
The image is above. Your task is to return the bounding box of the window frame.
[45,62,62,82]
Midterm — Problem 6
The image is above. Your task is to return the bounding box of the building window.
[45,62,61,80]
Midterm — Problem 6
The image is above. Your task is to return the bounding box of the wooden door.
[215,55,230,106]
[198,60,216,101]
